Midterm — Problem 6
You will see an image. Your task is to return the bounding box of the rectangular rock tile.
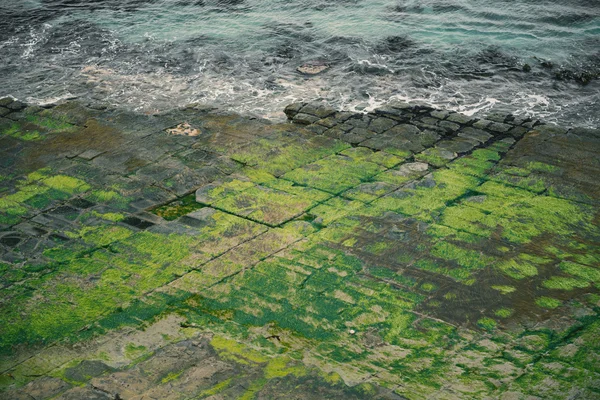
[414,147,457,167]
[282,154,385,195]
[92,151,152,174]
[372,169,480,221]
[186,208,269,259]
[230,133,349,177]
[342,181,399,203]
[368,116,398,133]
[307,197,366,227]
[192,228,301,285]
[134,157,185,182]
[76,149,105,161]
[160,166,224,196]
[212,184,321,226]
[435,137,480,154]
[375,162,431,186]
[339,147,403,169]
[458,127,493,143]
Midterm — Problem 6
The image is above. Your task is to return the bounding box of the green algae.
[527,161,559,173]
[495,308,513,318]
[431,242,494,271]
[339,147,402,169]
[421,282,437,292]
[264,357,307,379]
[211,184,318,226]
[491,285,516,295]
[559,261,600,283]
[0,171,89,218]
[477,318,497,330]
[161,370,184,384]
[196,377,234,397]
[282,155,384,195]
[415,148,453,167]
[25,113,76,133]
[1,123,42,141]
[90,211,125,222]
[498,259,538,279]
[151,193,204,220]
[373,169,481,222]
[0,225,198,352]
[535,297,562,309]
[542,276,589,290]
[42,175,90,194]
[230,135,349,177]
[124,343,148,360]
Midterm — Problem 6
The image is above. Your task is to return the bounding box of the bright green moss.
[282,155,384,195]
[212,184,317,226]
[230,135,349,177]
[421,282,437,292]
[161,371,184,384]
[491,285,516,294]
[415,148,453,167]
[210,335,270,364]
[535,297,562,309]
[372,169,481,222]
[471,188,593,245]
[503,166,530,177]
[477,317,497,330]
[495,308,513,318]
[342,181,397,203]
[86,190,129,207]
[25,113,76,133]
[471,148,501,162]
[239,378,267,400]
[197,377,234,397]
[151,193,204,221]
[431,242,494,271]
[448,157,495,178]
[491,172,546,194]
[264,357,307,379]
[498,259,538,279]
[384,310,416,344]
[78,225,134,247]
[542,276,589,290]
[124,343,148,360]
[528,161,559,173]
[42,175,90,195]
[559,261,600,283]
[339,147,402,168]
[1,123,42,141]
[91,211,125,222]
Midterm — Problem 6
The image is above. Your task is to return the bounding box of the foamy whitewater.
[1,0,599,125]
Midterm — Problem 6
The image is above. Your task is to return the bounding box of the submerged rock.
[296,61,330,75]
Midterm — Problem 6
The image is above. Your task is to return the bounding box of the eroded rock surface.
[1,97,599,399]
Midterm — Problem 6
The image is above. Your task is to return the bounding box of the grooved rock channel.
[0,98,599,399]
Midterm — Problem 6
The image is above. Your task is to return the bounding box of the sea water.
[0,0,598,126]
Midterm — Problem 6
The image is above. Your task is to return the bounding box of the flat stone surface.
[1,100,599,400]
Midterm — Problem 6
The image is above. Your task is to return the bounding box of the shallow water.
[1,0,599,125]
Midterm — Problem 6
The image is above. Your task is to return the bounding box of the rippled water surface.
[1,0,599,125]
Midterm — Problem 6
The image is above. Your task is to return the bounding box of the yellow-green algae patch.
[1,123,42,141]
[535,297,562,309]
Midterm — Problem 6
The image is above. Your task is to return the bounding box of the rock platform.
[0,98,599,399]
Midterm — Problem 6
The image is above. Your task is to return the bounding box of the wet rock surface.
[1,98,599,399]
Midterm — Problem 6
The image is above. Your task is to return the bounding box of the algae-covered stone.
[1,100,599,400]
